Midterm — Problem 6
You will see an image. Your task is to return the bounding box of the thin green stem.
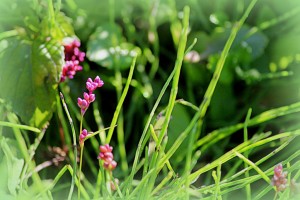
[78,143,84,200]
[188,130,300,183]
[106,55,137,143]
[60,92,77,200]
[212,164,222,200]
[244,109,252,200]
[158,0,258,173]
[0,121,40,133]
[195,101,300,151]
[157,6,190,147]
[7,113,46,197]
[151,171,173,195]
[234,150,270,184]
[124,40,176,194]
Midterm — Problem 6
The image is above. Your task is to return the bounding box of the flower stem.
[78,143,84,200]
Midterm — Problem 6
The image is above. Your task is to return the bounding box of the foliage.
[0,0,300,199]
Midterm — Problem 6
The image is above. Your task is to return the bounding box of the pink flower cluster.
[77,76,104,115]
[60,38,85,82]
[79,129,88,145]
[271,163,288,192]
[97,144,117,171]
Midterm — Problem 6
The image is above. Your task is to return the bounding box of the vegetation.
[0,0,300,199]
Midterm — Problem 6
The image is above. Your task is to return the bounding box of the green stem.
[244,109,252,200]
[0,121,40,133]
[78,143,84,200]
[106,55,137,143]
[234,150,270,184]
[124,56,176,193]
[7,113,46,197]
[157,6,190,147]
[60,92,78,200]
[157,0,258,172]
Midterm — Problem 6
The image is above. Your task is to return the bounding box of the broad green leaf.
[0,36,64,129]
[87,23,139,70]
[0,0,74,129]
[0,0,39,32]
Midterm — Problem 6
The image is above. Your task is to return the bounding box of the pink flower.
[94,76,104,88]
[79,129,88,144]
[77,98,89,114]
[83,92,95,103]
[86,76,104,93]
[97,144,117,171]
[77,76,104,116]
[271,163,288,192]
[60,38,85,82]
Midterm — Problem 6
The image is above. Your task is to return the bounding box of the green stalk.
[60,92,77,200]
[157,6,190,147]
[106,56,137,143]
[0,30,18,40]
[7,113,46,197]
[195,101,300,151]
[234,150,270,184]
[106,55,137,173]
[93,102,106,143]
[0,121,40,133]
[78,142,84,200]
[188,130,300,183]
[93,167,103,199]
[124,51,175,193]
[212,164,222,200]
[158,0,259,173]
[244,109,252,200]
[151,171,173,195]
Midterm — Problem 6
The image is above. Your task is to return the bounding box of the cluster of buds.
[97,144,117,171]
[271,163,288,192]
[60,38,85,82]
[77,76,104,115]
[79,129,88,145]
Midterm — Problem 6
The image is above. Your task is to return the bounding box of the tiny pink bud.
[104,152,114,159]
[79,129,88,144]
[99,145,108,153]
[94,76,104,87]
[110,178,119,191]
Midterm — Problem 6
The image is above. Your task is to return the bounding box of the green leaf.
[0,36,64,129]
[201,25,268,61]
[0,0,39,32]
[87,23,139,70]
[0,137,24,196]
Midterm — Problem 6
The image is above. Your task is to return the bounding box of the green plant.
[1,0,300,199]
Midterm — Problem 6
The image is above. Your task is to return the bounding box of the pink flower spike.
[99,144,113,153]
[60,38,85,82]
[94,76,104,88]
[98,144,117,171]
[79,129,88,144]
[83,92,95,103]
[86,81,96,93]
[104,160,117,171]
[77,98,89,114]
[271,163,288,192]
[104,152,114,159]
